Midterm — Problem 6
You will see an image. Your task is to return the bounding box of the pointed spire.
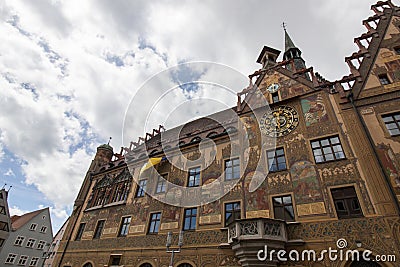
[284,29,297,52]
[282,23,309,80]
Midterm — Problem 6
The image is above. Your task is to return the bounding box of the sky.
[0,0,394,232]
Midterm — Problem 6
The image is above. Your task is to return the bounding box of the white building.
[0,208,53,267]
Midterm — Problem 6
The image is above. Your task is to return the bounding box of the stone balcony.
[227,218,288,267]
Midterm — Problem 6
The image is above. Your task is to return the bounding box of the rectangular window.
[75,223,86,241]
[272,195,295,222]
[18,255,29,265]
[135,179,147,197]
[156,175,167,193]
[93,220,105,239]
[311,136,345,163]
[15,236,25,246]
[183,208,197,231]
[148,212,161,234]
[29,257,39,267]
[37,240,46,250]
[382,112,400,136]
[109,255,121,266]
[271,92,279,103]
[187,167,201,187]
[378,74,391,85]
[0,205,6,215]
[0,221,9,231]
[225,202,241,227]
[225,158,240,180]
[26,238,36,248]
[5,253,17,264]
[29,223,37,231]
[267,148,287,172]
[118,216,131,237]
[331,186,363,219]
[40,226,47,233]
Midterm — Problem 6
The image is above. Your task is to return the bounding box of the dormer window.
[378,74,391,85]
[272,92,279,103]
[394,46,400,55]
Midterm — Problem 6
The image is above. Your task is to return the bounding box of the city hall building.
[54,1,400,266]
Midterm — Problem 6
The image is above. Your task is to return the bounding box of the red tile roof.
[11,208,47,230]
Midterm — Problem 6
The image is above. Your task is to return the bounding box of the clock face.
[260,106,299,137]
[267,83,280,93]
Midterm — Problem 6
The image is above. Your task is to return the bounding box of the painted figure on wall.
[301,93,328,126]
[290,161,323,204]
[385,59,400,82]
[376,143,400,194]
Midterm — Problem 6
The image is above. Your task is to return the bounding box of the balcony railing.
[227,218,287,244]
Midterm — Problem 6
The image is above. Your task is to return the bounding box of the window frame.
[29,257,39,267]
[40,225,47,233]
[14,236,25,246]
[330,186,363,219]
[93,220,105,239]
[37,240,46,250]
[224,158,240,181]
[187,167,201,187]
[310,135,346,163]
[147,212,161,234]
[29,223,37,231]
[224,201,241,227]
[26,238,36,248]
[155,174,167,194]
[18,255,29,265]
[135,179,147,198]
[75,223,86,241]
[271,92,280,103]
[182,208,197,231]
[118,216,131,237]
[378,73,391,85]
[266,147,287,172]
[382,112,400,137]
[272,194,295,222]
[5,253,17,264]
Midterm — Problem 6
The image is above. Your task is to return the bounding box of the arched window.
[206,132,218,138]
[224,126,237,134]
[190,137,201,143]
[139,263,153,267]
[177,264,193,267]
[82,263,93,267]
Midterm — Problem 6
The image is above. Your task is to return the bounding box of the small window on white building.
[37,240,46,250]
[26,238,36,248]
[18,255,29,265]
[14,236,25,246]
[40,226,47,233]
[5,253,17,264]
[29,257,39,267]
[29,223,37,231]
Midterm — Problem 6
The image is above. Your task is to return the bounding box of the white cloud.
[9,205,29,216]
[3,168,15,177]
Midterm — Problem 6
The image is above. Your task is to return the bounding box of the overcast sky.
[0,0,393,231]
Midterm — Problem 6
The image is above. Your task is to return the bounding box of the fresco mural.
[385,59,400,82]
[290,161,323,204]
[301,93,329,126]
[376,143,400,195]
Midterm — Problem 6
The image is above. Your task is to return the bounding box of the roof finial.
[282,22,287,32]
[107,137,112,145]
